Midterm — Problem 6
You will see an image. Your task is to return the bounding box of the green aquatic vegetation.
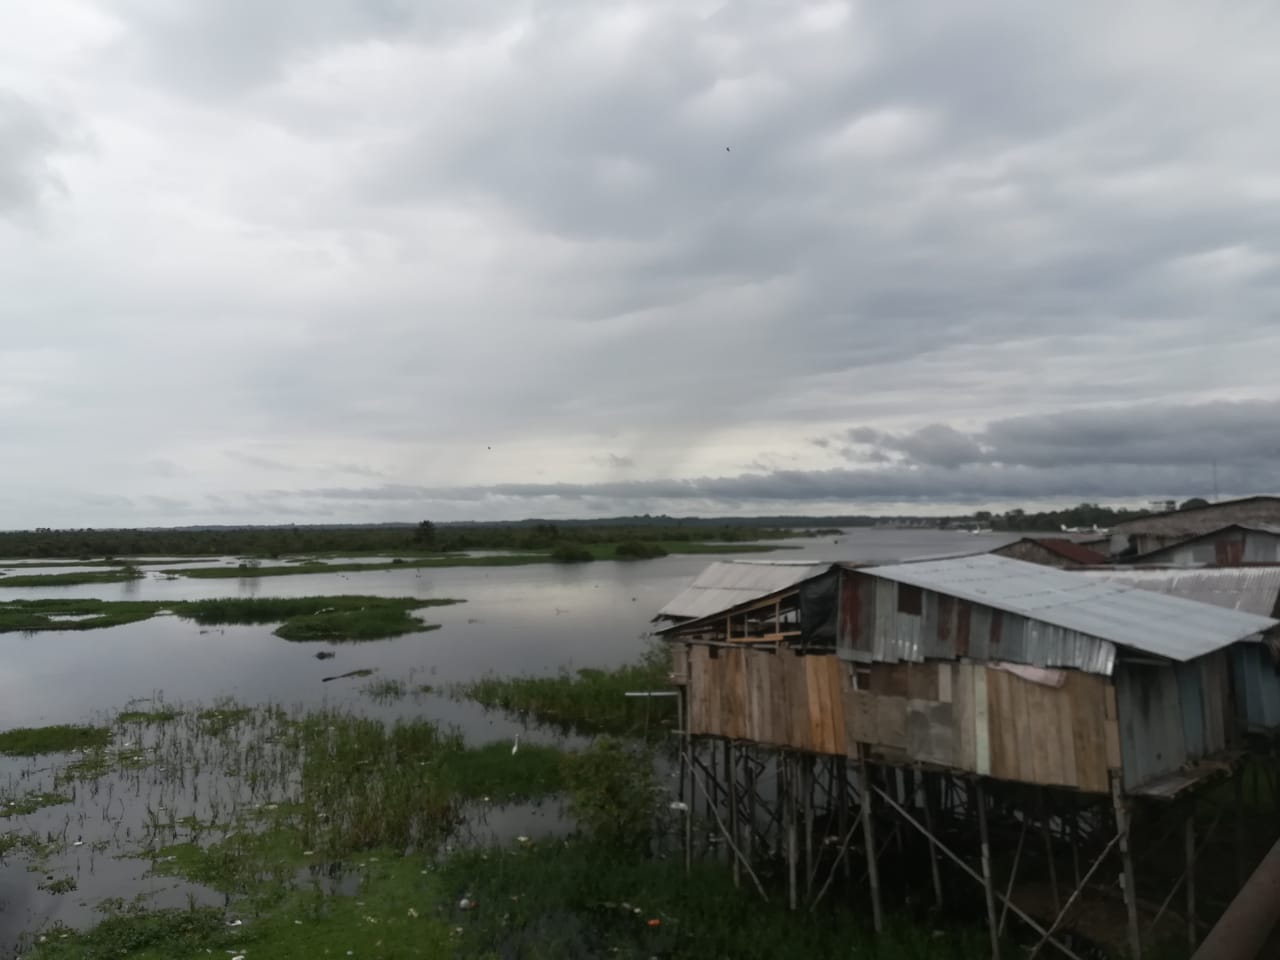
[443,739,565,803]
[175,554,552,578]
[36,875,77,894]
[117,707,181,725]
[614,540,670,559]
[274,607,440,642]
[459,643,676,739]
[0,724,111,756]
[0,599,160,632]
[0,791,72,818]
[0,568,144,588]
[197,706,255,736]
[23,906,235,960]
[175,595,459,642]
[361,677,407,702]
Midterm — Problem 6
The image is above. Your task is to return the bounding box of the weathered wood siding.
[682,646,1117,793]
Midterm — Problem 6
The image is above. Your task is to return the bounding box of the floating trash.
[226,919,243,927]
[669,801,688,812]
[647,919,661,928]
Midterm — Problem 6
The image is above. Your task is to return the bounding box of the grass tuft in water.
[174,595,458,642]
[0,724,111,756]
[459,642,676,739]
[0,599,160,633]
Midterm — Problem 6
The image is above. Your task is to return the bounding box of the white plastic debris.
[226,919,242,927]
[669,801,688,812]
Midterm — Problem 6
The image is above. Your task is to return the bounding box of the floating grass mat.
[175,554,552,578]
[458,644,676,740]
[0,568,144,588]
[174,595,461,642]
[0,599,161,633]
[0,724,111,756]
[0,595,462,640]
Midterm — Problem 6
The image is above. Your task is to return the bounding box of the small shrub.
[563,738,659,854]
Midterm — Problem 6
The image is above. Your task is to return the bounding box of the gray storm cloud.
[1,2,1278,527]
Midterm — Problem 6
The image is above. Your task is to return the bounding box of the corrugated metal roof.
[657,560,832,620]
[1072,566,1280,618]
[862,554,1278,662]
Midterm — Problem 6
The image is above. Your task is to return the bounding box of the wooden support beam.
[1186,805,1196,951]
[811,806,864,910]
[998,809,1029,936]
[860,758,884,933]
[1112,775,1142,960]
[872,784,1087,960]
[725,742,739,888]
[786,754,798,911]
[681,691,692,875]
[684,748,770,903]
[803,757,814,897]
[919,769,944,907]
[1028,832,1121,959]
[1039,788,1060,913]
[976,780,1002,960]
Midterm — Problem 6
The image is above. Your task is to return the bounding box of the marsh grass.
[175,595,459,642]
[0,568,143,588]
[361,677,407,702]
[176,555,552,578]
[434,842,996,960]
[0,724,111,756]
[0,594,463,639]
[0,599,158,632]
[459,642,676,739]
[1,790,72,817]
[10,696,1005,960]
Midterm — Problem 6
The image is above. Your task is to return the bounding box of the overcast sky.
[3,2,1280,528]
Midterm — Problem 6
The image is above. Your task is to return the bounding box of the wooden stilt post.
[1070,794,1081,891]
[681,690,692,875]
[1039,788,1060,913]
[860,757,884,933]
[1185,803,1197,951]
[745,752,756,866]
[1112,775,1142,960]
[976,779,1002,960]
[786,754,798,911]
[920,769,944,908]
[803,756,814,897]
[1234,766,1247,888]
[837,757,850,881]
[727,742,740,889]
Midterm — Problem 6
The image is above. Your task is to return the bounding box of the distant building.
[989,537,1108,567]
[1124,523,1280,566]
[1109,495,1280,558]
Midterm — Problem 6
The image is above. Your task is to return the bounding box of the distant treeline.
[0,521,803,560]
[971,502,1166,532]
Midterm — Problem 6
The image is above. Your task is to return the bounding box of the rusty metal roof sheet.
[863,554,1278,662]
[657,560,833,620]
[1072,566,1280,618]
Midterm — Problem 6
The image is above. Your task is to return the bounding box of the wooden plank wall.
[682,644,1117,794]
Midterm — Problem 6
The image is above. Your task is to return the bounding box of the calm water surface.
[0,529,1017,730]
